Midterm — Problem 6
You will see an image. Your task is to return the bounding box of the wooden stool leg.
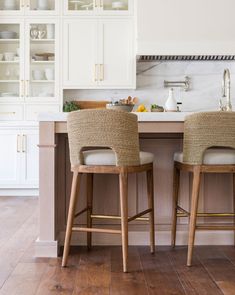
[171,163,180,247]
[119,172,128,273]
[62,171,81,267]
[87,173,93,250]
[187,166,201,267]
[147,167,155,254]
[233,173,235,246]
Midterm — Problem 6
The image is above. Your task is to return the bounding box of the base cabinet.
[0,128,39,190]
[0,130,20,186]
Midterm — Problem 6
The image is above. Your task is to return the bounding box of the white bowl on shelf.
[112,1,124,9]
[45,68,54,80]
[4,52,15,61]
[32,69,45,80]
[3,0,17,10]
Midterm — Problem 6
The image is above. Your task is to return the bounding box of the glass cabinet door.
[67,0,95,13]
[66,0,131,14]
[102,0,129,12]
[0,0,23,15]
[0,22,23,102]
[26,21,58,102]
[27,0,58,14]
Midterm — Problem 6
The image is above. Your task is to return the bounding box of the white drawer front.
[25,105,60,121]
[0,105,23,121]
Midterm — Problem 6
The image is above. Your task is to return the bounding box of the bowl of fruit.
[106,96,138,112]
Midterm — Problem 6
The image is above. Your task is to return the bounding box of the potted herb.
[63,101,80,112]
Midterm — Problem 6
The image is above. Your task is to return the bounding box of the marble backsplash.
[63,61,235,112]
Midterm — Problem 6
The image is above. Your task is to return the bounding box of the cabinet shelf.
[0,39,19,43]
[31,61,54,64]
[30,39,55,43]
[31,80,54,83]
[0,61,19,64]
[0,80,19,82]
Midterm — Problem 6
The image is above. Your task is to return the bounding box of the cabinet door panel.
[21,131,39,186]
[63,19,97,88]
[99,19,134,88]
[0,131,20,185]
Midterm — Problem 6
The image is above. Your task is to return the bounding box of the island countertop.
[38,111,194,122]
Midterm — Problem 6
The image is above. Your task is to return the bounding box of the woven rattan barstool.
[171,112,235,266]
[62,109,155,272]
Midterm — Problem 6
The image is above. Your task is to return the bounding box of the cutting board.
[73,100,108,110]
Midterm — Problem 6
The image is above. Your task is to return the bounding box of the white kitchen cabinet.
[0,128,38,188]
[0,130,20,186]
[20,130,39,186]
[63,18,135,89]
[98,19,134,88]
[0,18,60,112]
[0,0,59,16]
[64,0,133,16]
[63,19,98,88]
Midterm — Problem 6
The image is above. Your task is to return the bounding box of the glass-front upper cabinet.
[25,20,59,102]
[0,21,23,102]
[65,0,132,15]
[0,0,59,15]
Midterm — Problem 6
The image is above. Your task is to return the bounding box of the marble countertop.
[38,111,194,122]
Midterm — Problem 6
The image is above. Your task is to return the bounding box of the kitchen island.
[36,112,234,257]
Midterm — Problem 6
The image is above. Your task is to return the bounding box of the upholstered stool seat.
[83,150,154,166]
[174,148,235,165]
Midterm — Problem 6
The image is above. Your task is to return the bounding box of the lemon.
[137,104,146,112]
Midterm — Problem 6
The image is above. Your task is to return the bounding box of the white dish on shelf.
[3,0,17,10]
[112,1,124,9]
[0,92,18,97]
[4,52,15,61]
[32,69,45,80]
[0,31,17,39]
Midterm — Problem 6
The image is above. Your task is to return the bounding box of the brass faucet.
[220,69,232,111]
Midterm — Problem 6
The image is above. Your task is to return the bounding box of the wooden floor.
[2,197,235,295]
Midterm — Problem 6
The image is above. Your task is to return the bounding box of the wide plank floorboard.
[195,246,235,295]
[2,197,235,294]
[168,246,223,295]
[110,246,149,295]
[138,246,186,295]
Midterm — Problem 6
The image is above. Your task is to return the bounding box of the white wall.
[64,61,235,112]
[137,0,235,55]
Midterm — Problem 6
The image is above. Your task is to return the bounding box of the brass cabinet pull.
[20,0,24,8]
[17,135,21,153]
[100,0,103,8]
[20,80,24,97]
[94,0,98,8]
[100,64,104,81]
[26,0,29,8]
[25,80,29,97]
[22,134,26,153]
[94,64,98,82]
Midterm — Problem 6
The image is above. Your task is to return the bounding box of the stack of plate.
[0,92,18,97]
[0,31,17,39]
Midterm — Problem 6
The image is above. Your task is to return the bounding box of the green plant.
[63,101,81,112]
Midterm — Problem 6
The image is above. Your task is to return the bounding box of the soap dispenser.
[165,88,177,112]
